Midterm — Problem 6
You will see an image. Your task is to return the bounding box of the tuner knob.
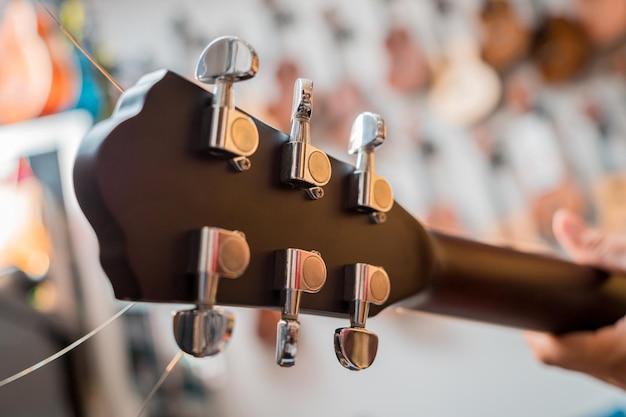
[275,248,327,366]
[196,36,260,171]
[281,78,332,200]
[173,226,250,357]
[334,263,390,371]
[347,112,394,223]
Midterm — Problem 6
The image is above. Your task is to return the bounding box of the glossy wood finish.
[74,70,434,318]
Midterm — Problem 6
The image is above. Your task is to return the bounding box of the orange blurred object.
[0,0,79,125]
[385,27,430,93]
[0,159,53,278]
[0,0,52,124]
[36,7,80,116]
[575,0,626,48]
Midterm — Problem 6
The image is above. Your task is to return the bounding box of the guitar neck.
[407,231,626,333]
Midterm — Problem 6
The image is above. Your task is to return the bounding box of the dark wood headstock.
[74,69,434,319]
[75,69,626,333]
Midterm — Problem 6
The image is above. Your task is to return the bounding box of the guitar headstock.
[74,36,435,370]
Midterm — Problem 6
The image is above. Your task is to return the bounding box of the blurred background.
[3,0,626,416]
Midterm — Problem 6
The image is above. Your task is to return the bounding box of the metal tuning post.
[173,227,250,357]
[196,36,260,171]
[281,78,332,199]
[334,263,390,371]
[275,248,327,366]
[348,112,394,223]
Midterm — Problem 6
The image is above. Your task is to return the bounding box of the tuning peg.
[275,248,327,366]
[173,226,250,357]
[281,78,332,199]
[334,263,390,371]
[347,112,394,223]
[196,36,260,171]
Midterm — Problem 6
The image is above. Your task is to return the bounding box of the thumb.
[552,209,626,273]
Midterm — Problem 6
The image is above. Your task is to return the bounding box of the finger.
[552,209,626,272]
[524,319,626,376]
[525,331,582,368]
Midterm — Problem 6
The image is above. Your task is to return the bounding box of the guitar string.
[136,350,184,417]
[36,0,124,93]
[17,8,187,413]
[31,4,189,414]
[0,302,136,388]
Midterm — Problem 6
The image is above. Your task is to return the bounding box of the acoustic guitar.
[427,0,501,126]
[74,36,626,371]
[0,0,52,124]
[479,0,531,74]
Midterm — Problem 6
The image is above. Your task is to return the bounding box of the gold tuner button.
[281,78,332,199]
[347,112,394,223]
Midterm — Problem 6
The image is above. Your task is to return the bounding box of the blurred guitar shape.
[381,0,431,95]
[531,15,591,84]
[0,0,52,124]
[35,5,80,116]
[575,0,626,49]
[0,0,80,125]
[427,0,501,126]
[479,0,531,74]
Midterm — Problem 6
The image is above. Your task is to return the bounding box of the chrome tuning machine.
[334,263,390,371]
[173,226,250,357]
[196,36,260,171]
[275,248,327,366]
[281,78,332,199]
[348,112,394,223]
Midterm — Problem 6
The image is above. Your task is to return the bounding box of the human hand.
[525,209,626,390]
